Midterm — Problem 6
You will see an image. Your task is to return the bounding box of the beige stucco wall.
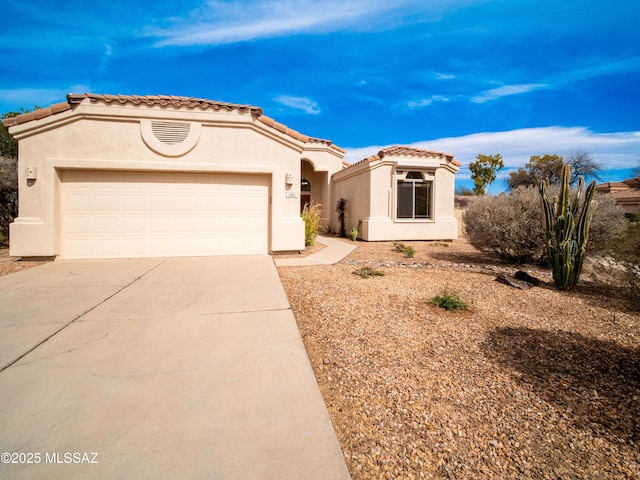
[330,161,371,237]
[332,154,459,241]
[9,99,344,257]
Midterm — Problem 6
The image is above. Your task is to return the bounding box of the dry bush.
[0,156,18,245]
[301,202,323,247]
[463,186,627,264]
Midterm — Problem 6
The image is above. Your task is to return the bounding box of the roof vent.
[140,120,201,157]
[151,121,190,145]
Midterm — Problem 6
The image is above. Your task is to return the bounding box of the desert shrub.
[463,186,627,264]
[430,289,468,311]
[392,241,415,258]
[0,155,18,245]
[352,266,385,278]
[301,202,322,247]
[335,198,348,238]
[463,187,545,263]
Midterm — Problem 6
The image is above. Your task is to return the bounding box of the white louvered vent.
[151,121,191,145]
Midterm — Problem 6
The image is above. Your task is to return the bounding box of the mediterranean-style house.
[331,146,460,241]
[3,93,460,259]
[595,180,640,216]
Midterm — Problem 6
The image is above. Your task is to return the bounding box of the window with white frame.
[396,171,432,219]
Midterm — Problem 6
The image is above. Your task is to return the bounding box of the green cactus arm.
[575,181,596,247]
[570,176,585,217]
[562,212,575,244]
[558,164,571,218]
[539,181,554,240]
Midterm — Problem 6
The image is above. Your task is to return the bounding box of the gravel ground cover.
[0,248,46,276]
[278,240,640,479]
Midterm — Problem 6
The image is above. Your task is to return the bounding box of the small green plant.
[301,202,323,247]
[352,266,385,278]
[392,241,415,257]
[350,219,362,241]
[336,198,348,238]
[430,289,468,311]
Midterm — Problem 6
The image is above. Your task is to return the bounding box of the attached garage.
[60,170,269,259]
[3,93,346,259]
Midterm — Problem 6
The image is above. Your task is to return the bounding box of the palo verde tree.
[539,164,596,290]
[469,153,504,195]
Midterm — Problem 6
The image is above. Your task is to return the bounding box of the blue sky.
[1,0,639,192]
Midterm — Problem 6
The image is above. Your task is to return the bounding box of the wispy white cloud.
[466,55,640,105]
[344,126,640,190]
[407,95,450,109]
[435,72,456,80]
[151,0,415,47]
[471,83,547,103]
[274,95,321,115]
[550,56,640,86]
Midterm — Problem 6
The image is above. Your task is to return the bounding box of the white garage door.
[61,170,269,259]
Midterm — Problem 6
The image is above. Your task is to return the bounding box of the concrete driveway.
[0,256,350,479]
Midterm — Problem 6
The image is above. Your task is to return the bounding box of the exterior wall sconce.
[285,172,294,185]
[25,167,37,180]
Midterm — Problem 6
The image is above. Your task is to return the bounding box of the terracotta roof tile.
[2,101,71,127]
[610,189,640,200]
[66,93,261,115]
[2,93,344,155]
[596,181,631,193]
[342,145,459,171]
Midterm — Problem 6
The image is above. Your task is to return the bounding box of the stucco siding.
[7,97,348,257]
[332,149,459,242]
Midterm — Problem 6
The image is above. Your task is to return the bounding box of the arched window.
[397,171,432,219]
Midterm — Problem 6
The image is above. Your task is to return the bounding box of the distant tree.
[469,153,504,195]
[566,150,602,184]
[455,185,475,196]
[1,107,39,243]
[1,112,19,160]
[507,154,564,189]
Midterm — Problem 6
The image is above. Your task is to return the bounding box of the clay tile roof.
[596,181,630,191]
[1,93,344,154]
[610,189,640,200]
[2,101,71,127]
[65,93,262,115]
[342,145,459,171]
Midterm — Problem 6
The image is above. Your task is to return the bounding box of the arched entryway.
[300,159,329,214]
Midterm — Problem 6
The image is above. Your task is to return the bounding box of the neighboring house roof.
[595,181,631,193]
[343,145,461,171]
[596,178,640,213]
[2,93,345,154]
[610,189,640,201]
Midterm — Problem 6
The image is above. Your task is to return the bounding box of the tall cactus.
[539,164,597,290]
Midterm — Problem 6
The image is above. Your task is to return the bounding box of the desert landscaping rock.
[278,239,639,479]
[2,241,638,478]
[0,248,46,276]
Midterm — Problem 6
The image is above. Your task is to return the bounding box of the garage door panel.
[61,171,269,259]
